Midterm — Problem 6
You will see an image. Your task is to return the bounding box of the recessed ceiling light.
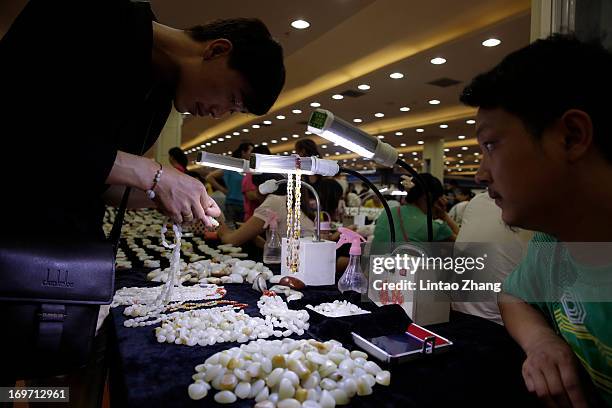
[283,152,289,155]
[459,160,464,164]
[252,124,260,129]
[466,119,476,124]
[281,137,288,141]
[444,148,450,152]
[482,38,501,47]
[332,94,344,100]
[417,140,424,145]
[413,157,419,161]
[412,152,418,156]
[291,19,310,29]
[263,120,272,125]
[445,161,450,165]
[206,142,211,146]
[276,115,285,120]
[458,168,463,172]
[242,129,249,132]
[292,109,302,114]
[352,158,357,162]
[353,118,363,123]
[345,150,351,154]
[390,72,404,79]
[457,153,463,157]
[261,142,268,146]
[475,159,480,163]
[254,144,259,147]
[428,99,441,105]
[357,84,370,90]
[395,132,403,136]
[218,138,224,142]
[310,102,321,108]
[474,152,480,156]
[377,135,384,139]
[458,135,466,139]
[400,106,410,112]
[343,159,347,162]
[430,57,446,65]
[461,146,468,150]
[304,131,312,135]
[399,153,404,157]
[325,153,330,157]
[271,140,278,144]
[321,145,327,149]
[226,135,232,139]
[292,134,299,138]
[335,152,340,155]
[233,132,240,136]
[292,150,296,153]
[400,143,406,147]
[212,140,217,144]
[439,124,448,129]
[416,128,424,133]
[374,113,385,118]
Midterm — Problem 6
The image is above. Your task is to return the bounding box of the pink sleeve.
[242,173,256,193]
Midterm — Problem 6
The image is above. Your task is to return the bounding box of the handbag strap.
[37,304,67,353]
[397,206,410,242]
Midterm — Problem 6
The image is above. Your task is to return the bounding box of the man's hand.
[154,165,220,226]
[522,332,588,408]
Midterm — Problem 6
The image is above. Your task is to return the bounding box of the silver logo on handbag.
[42,269,74,288]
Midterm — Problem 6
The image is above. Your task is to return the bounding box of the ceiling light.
[321,144,327,149]
[459,160,464,164]
[212,140,217,144]
[310,102,321,108]
[430,57,446,65]
[439,124,448,129]
[261,142,268,146]
[457,154,463,157]
[206,142,212,146]
[281,137,288,141]
[417,140,424,145]
[226,135,232,139]
[475,159,480,163]
[291,19,310,29]
[263,120,272,125]
[413,157,419,161]
[325,153,330,157]
[252,124,260,129]
[343,159,348,162]
[374,113,384,118]
[292,109,302,114]
[466,119,476,124]
[218,138,224,142]
[412,152,418,155]
[292,134,299,138]
[271,140,278,144]
[474,152,480,156]
[461,146,468,150]
[458,135,466,139]
[345,150,351,154]
[283,152,289,155]
[335,152,340,155]
[444,148,450,152]
[292,150,296,153]
[353,118,362,123]
[242,129,249,133]
[390,72,404,79]
[304,131,312,135]
[400,143,406,147]
[395,132,403,136]
[377,135,384,139]
[482,38,501,47]
[233,132,240,135]
[276,115,285,120]
[416,128,424,133]
[332,94,344,100]
[400,106,410,112]
[428,99,441,105]
[399,153,404,157]
[357,84,370,90]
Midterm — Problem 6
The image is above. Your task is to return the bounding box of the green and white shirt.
[504,233,612,404]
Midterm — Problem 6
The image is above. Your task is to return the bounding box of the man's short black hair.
[460,34,612,162]
[187,18,285,116]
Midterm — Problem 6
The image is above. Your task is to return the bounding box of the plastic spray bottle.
[263,210,281,264]
[336,227,368,293]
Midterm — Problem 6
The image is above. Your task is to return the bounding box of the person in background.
[207,142,253,227]
[373,173,459,243]
[168,146,204,182]
[448,187,474,226]
[295,138,322,189]
[461,34,612,405]
[452,192,532,324]
[242,145,271,221]
[217,173,315,246]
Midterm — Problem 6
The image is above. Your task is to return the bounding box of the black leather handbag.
[0,194,129,380]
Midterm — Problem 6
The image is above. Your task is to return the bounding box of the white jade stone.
[330,389,349,405]
[254,402,275,408]
[278,378,295,399]
[320,378,337,391]
[356,377,373,396]
[187,382,208,400]
[255,386,270,402]
[229,273,244,283]
[350,350,368,360]
[266,368,284,387]
[214,390,237,404]
[362,374,376,388]
[319,390,336,408]
[364,361,382,375]
[269,275,282,284]
[277,399,302,408]
[250,379,266,398]
[339,378,357,397]
[303,400,322,408]
[375,370,391,386]
[235,381,251,399]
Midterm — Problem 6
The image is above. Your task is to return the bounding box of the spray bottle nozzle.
[336,227,366,255]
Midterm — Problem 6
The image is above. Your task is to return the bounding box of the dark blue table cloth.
[108,269,537,407]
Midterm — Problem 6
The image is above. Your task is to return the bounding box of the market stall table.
[108,268,538,407]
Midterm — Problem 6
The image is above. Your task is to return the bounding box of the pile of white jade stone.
[154,295,310,346]
[187,338,391,406]
[306,301,371,318]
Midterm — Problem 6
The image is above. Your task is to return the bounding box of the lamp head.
[196,152,249,173]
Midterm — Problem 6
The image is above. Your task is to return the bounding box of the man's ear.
[560,109,593,162]
[202,39,233,60]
